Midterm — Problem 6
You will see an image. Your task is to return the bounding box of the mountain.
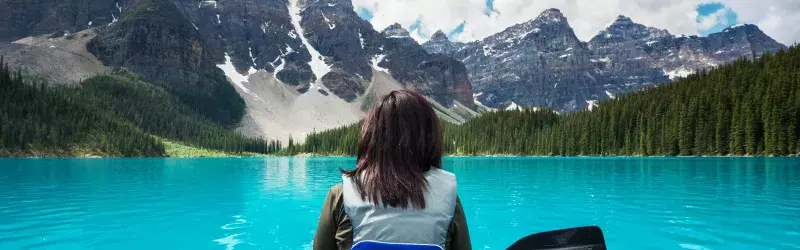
[170,0,478,141]
[424,9,601,112]
[423,10,787,112]
[0,0,478,143]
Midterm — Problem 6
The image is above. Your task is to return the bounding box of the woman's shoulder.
[328,183,344,200]
[427,168,456,179]
[328,183,344,197]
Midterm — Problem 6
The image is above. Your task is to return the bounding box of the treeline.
[296,45,800,156]
[443,109,560,155]
[0,58,164,156]
[298,123,362,155]
[0,60,281,157]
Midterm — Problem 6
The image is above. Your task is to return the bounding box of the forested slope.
[297,45,800,156]
[0,59,163,157]
[0,59,280,157]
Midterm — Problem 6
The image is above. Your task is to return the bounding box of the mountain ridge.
[422,9,786,112]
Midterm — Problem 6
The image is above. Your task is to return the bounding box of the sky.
[351,0,800,46]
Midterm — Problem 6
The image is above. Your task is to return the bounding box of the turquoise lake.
[1,157,799,249]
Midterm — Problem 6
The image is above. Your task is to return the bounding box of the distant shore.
[2,149,796,159]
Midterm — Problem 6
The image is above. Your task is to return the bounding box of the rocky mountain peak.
[382,23,411,38]
[721,23,761,34]
[534,8,566,24]
[431,30,449,41]
[613,15,633,24]
[590,15,671,45]
[421,29,464,56]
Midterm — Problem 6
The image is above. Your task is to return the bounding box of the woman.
[313,90,472,250]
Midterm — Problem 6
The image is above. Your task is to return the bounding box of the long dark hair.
[342,90,444,209]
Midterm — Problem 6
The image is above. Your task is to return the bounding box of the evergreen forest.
[0,59,281,157]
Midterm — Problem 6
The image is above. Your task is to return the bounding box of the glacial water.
[1,157,799,249]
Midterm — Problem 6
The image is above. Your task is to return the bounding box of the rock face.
[0,0,133,42]
[170,0,475,108]
[87,0,244,126]
[169,0,316,92]
[423,10,786,112]
[425,9,599,111]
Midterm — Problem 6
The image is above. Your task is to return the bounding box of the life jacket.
[342,168,458,250]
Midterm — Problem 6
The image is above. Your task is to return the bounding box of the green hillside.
[0,59,280,157]
[0,59,163,157]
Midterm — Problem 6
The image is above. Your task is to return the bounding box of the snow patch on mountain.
[217,53,264,103]
[359,32,365,49]
[199,0,217,8]
[249,47,256,66]
[605,90,615,99]
[664,67,693,80]
[586,100,599,111]
[271,44,294,75]
[288,0,331,81]
[322,13,336,30]
[506,102,521,111]
[371,54,388,74]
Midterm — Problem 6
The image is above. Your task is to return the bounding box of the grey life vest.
[342,168,458,250]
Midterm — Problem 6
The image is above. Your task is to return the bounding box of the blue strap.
[352,241,444,250]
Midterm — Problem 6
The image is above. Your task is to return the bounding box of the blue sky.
[696,2,739,35]
[356,6,374,21]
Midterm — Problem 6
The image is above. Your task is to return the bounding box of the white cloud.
[719,0,800,46]
[697,7,730,30]
[352,0,800,45]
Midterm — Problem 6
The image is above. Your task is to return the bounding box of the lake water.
[1,157,799,249]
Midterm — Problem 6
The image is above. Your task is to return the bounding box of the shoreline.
[3,153,796,159]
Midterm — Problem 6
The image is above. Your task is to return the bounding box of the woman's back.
[312,90,472,250]
[342,168,457,248]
